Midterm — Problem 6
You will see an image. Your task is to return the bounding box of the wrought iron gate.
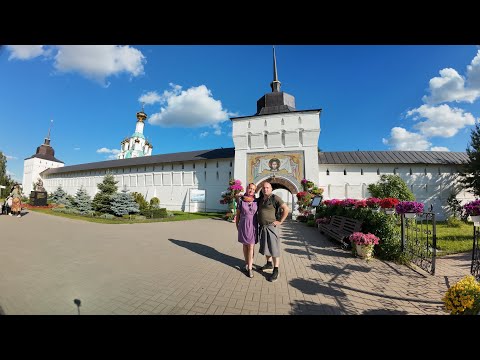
[472,225,480,280]
[401,212,436,275]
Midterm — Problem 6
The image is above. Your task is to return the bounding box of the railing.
[401,212,436,275]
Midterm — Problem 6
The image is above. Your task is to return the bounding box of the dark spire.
[270,46,281,92]
[44,119,53,146]
[256,46,296,115]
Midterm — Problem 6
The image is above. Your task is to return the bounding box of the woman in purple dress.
[235,183,258,278]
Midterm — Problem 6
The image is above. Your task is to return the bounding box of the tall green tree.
[0,151,14,197]
[367,175,415,201]
[459,123,480,197]
[73,186,92,215]
[92,173,118,213]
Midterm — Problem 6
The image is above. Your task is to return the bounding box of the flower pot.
[356,244,373,259]
[470,215,480,223]
[384,208,395,215]
[404,212,417,219]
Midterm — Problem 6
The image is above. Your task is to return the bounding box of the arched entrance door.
[256,177,298,217]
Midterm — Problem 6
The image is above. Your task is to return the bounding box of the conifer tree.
[460,123,480,197]
[51,185,70,205]
[111,187,140,216]
[92,173,118,213]
[73,186,92,214]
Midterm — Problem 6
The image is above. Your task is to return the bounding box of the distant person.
[10,185,22,218]
[235,183,258,278]
[257,181,289,282]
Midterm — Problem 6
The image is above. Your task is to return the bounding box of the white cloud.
[139,91,161,105]
[212,123,222,135]
[6,170,15,176]
[382,127,431,151]
[97,147,120,160]
[199,132,209,137]
[148,84,233,131]
[407,104,476,138]
[74,147,80,151]
[431,146,450,151]
[5,154,17,160]
[467,50,480,89]
[6,45,146,86]
[423,50,480,104]
[97,147,120,154]
[7,45,46,60]
[54,45,145,85]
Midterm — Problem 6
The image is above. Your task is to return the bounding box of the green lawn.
[435,221,475,256]
[28,208,225,224]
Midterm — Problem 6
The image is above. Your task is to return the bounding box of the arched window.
[216,171,219,180]
[281,118,285,125]
[377,168,380,175]
[393,168,397,175]
[326,169,330,176]
[344,169,347,175]
[409,168,412,175]
[248,121,251,129]
[216,161,219,168]
[361,169,364,175]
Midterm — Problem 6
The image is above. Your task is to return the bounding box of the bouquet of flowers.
[443,275,480,315]
[354,199,367,208]
[395,201,424,214]
[365,197,381,209]
[379,197,399,209]
[463,199,480,217]
[349,232,380,246]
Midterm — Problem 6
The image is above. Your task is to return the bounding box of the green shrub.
[446,216,462,228]
[315,205,402,261]
[100,213,115,219]
[141,208,168,218]
[307,219,316,227]
[149,197,160,209]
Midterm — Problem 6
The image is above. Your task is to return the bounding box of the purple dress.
[238,199,258,245]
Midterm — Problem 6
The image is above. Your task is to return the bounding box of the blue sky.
[1,45,480,182]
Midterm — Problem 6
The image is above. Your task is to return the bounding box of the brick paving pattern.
[0,210,473,314]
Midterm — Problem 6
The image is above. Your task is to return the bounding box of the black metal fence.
[401,212,436,275]
[472,225,480,281]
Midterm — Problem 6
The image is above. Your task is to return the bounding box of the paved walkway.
[0,211,472,315]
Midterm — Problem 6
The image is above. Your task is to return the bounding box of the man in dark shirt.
[257,181,290,282]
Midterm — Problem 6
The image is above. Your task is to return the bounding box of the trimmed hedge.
[140,208,168,218]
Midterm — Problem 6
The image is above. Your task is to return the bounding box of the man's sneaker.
[261,262,274,273]
[269,270,279,282]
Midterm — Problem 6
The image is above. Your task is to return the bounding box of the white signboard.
[190,189,206,203]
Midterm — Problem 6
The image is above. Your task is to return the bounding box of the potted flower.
[379,197,399,215]
[366,197,381,211]
[395,201,425,219]
[443,275,480,315]
[463,199,480,223]
[348,232,380,260]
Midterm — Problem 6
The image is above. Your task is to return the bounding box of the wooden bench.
[318,215,363,248]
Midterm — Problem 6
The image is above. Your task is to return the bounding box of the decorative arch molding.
[255,176,299,195]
